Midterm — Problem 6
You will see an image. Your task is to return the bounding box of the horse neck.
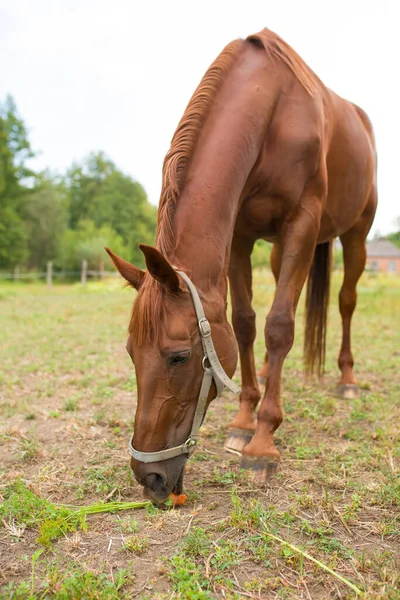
[165,64,280,296]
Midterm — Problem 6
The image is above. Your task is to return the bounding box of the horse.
[106,28,377,505]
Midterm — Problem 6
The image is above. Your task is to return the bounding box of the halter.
[129,270,241,463]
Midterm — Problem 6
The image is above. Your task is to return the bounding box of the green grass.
[0,480,152,549]
[0,273,399,599]
[2,565,134,600]
[121,534,149,555]
[0,480,87,547]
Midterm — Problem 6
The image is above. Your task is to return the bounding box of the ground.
[0,270,399,599]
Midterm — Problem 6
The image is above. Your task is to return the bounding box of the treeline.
[0,96,156,272]
[387,218,400,248]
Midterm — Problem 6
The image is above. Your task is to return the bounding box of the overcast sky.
[1,0,398,235]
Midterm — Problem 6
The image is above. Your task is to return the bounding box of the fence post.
[46,261,53,290]
[81,259,88,287]
[14,266,20,283]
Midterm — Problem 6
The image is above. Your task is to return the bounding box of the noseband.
[129,270,241,463]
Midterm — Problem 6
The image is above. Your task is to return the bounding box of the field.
[0,271,399,599]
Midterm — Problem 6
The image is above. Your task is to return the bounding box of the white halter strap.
[129,270,240,463]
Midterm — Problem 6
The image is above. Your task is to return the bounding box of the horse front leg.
[242,197,322,480]
[225,235,260,454]
[257,243,281,384]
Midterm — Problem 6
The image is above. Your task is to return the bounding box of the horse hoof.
[257,375,266,385]
[240,454,279,482]
[337,384,360,399]
[224,428,254,455]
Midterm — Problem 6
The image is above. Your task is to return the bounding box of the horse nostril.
[146,472,166,492]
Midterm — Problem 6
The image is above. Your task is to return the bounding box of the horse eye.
[169,351,191,366]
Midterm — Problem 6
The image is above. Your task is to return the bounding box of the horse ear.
[105,247,145,290]
[139,244,181,292]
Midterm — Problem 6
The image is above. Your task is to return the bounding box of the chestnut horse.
[107,28,377,504]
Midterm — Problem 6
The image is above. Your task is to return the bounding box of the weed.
[118,517,139,534]
[122,534,148,555]
[343,493,363,522]
[244,535,273,564]
[230,492,274,531]
[81,465,131,496]
[181,527,212,557]
[168,555,212,599]
[63,397,79,412]
[18,436,42,461]
[212,539,241,573]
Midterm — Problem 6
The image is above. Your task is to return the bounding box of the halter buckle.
[198,318,211,337]
[185,437,197,456]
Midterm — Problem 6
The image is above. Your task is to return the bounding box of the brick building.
[366,239,400,273]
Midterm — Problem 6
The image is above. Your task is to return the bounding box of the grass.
[0,273,399,598]
[122,534,149,555]
[0,480,151,547]
[2,565,135,599]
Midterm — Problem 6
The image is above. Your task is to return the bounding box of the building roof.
[366,239,400,258]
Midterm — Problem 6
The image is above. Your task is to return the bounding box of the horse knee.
[232,308,256,346]
[339,286,357,317]
[265,310,294,357]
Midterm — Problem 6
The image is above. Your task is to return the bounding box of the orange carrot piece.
[168,493,187,506]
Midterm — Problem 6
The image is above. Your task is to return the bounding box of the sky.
[1,0,398,235]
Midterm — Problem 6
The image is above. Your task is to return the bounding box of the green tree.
[0,205,27,268]
[64,152,156,267]
[57,220,128,271]
[0,95,35,202]
[22,175,67,269]
[0,96,35,268]
[93,170,156,266]
[66,152,116,229]
[387,217,400,248]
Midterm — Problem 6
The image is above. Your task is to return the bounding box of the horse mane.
[130,38,244,346]
[130,29,317,346]
[247,28,318,96]
[156,38,244,257]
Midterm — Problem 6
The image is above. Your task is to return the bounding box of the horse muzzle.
[131,454,186,505]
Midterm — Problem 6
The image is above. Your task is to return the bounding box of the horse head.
[106,244,238,504]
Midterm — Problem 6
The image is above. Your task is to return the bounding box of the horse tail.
[304,240,332,377]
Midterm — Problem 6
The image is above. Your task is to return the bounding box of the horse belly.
[235,194,287,241]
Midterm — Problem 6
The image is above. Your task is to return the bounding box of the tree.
[93,169,156,266]
[0,205,27,268]
[57,220,128,271]
[0,95,35,268]
[388,217,400,248]
[65,152,116,229]
[0,100,156,272]
[64,152,156,267]
[22,176,67,269]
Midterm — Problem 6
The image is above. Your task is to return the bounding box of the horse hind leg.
[337,202,376,398]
